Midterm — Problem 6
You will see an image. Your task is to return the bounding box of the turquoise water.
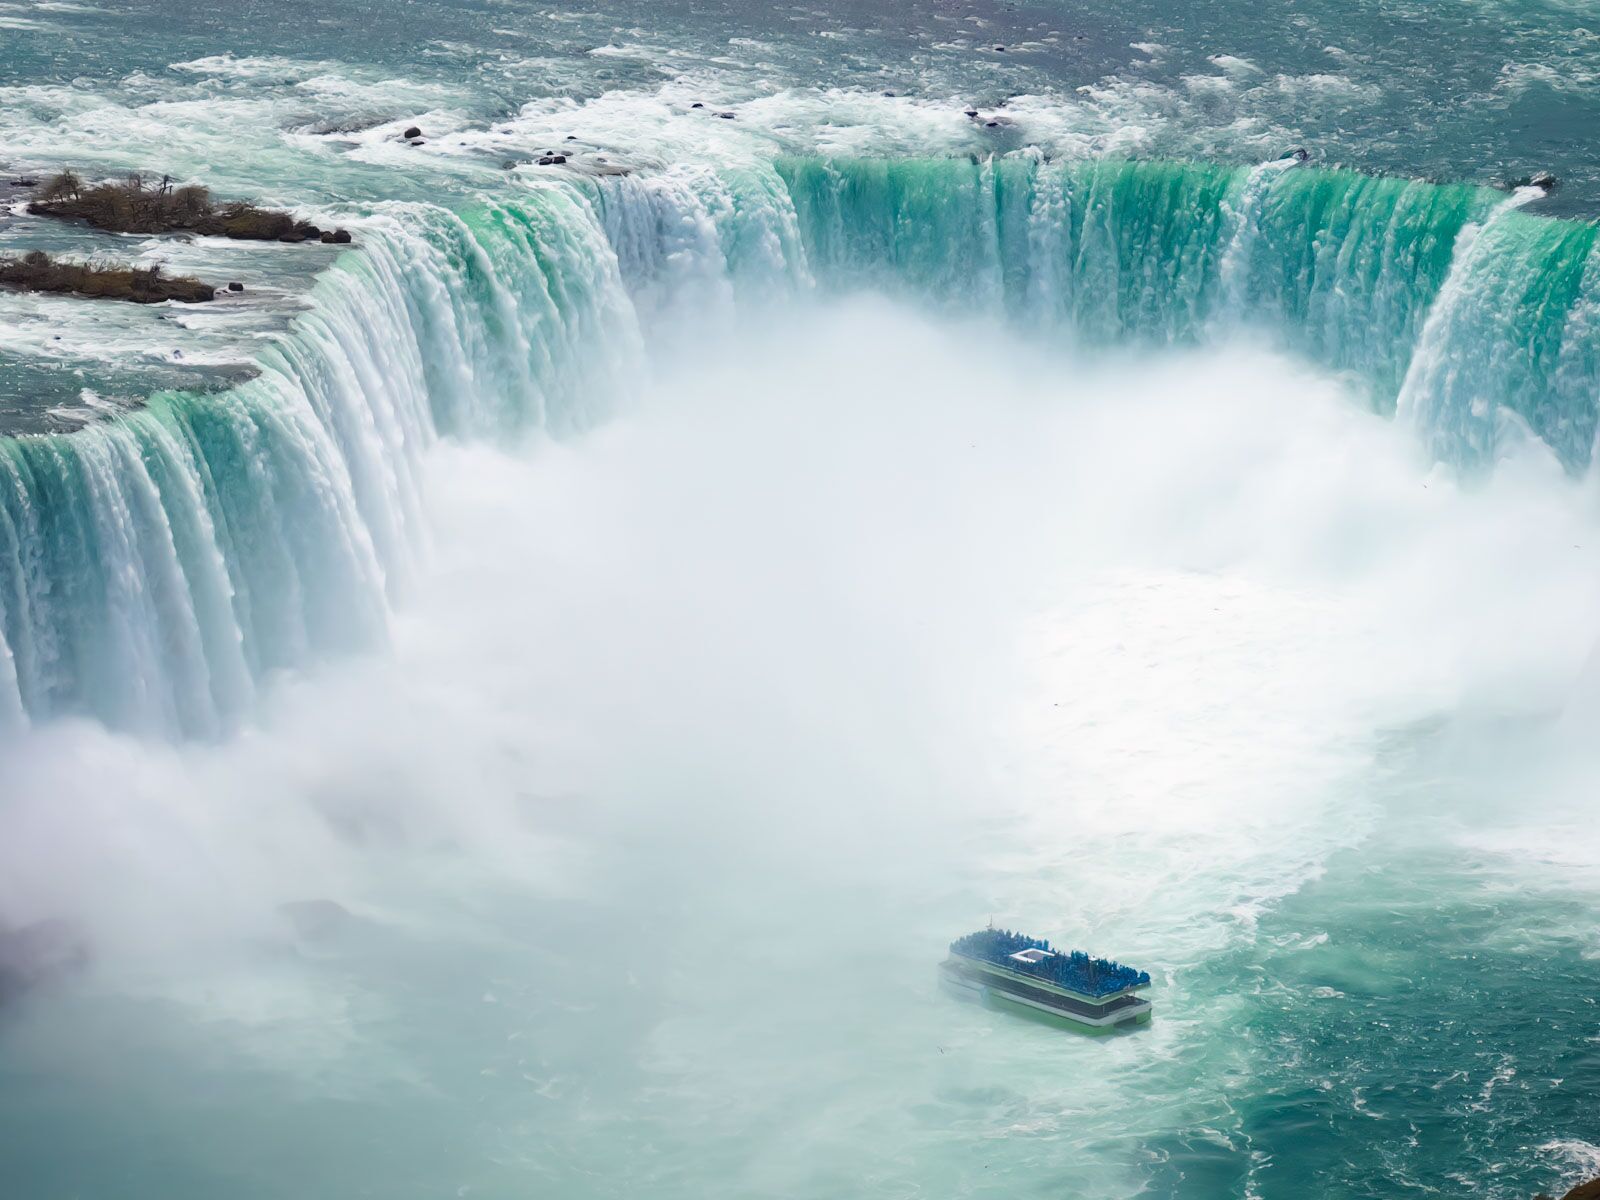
[3,2,1600,1197]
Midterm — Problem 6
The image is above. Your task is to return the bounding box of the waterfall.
[0,184,641,737]
[4,155,1599,736]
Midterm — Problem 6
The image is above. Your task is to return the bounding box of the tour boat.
[940,928,1152,1034]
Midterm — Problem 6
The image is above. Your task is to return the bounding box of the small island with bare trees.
[0,170,354,305]
[27,171,352,244]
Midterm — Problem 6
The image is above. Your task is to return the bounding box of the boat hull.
[939,958,1152,1035]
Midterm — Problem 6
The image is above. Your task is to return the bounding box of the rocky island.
[0,250,215,303]
[27,170,353,244]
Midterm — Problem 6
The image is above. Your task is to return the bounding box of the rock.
[1506,171,1560,192]
[691,102,704,109]
[1535,1179,1600,1200]
[227,280,244,292]
[537,155,556,165]
[409,139,425,146]
[331,229,352,243]
[994,44,1006,51]
[9,177,38,188]
[552,154,567,164]
[964,109,979,118]
[565,134,578,141]
[0,918,87,1008]
[321,231,336,242]
[402,125,423,139]
[717,111,736,119]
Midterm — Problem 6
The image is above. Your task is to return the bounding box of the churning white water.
[2,298,1598,1196]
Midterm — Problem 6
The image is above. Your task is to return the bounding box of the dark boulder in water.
[717,111,736,119]
[1503,171,1559,192]
[227,280,244,291]
[1535,1177,1600,1200]
[402,125,423,139]
[0,917,87,1008]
